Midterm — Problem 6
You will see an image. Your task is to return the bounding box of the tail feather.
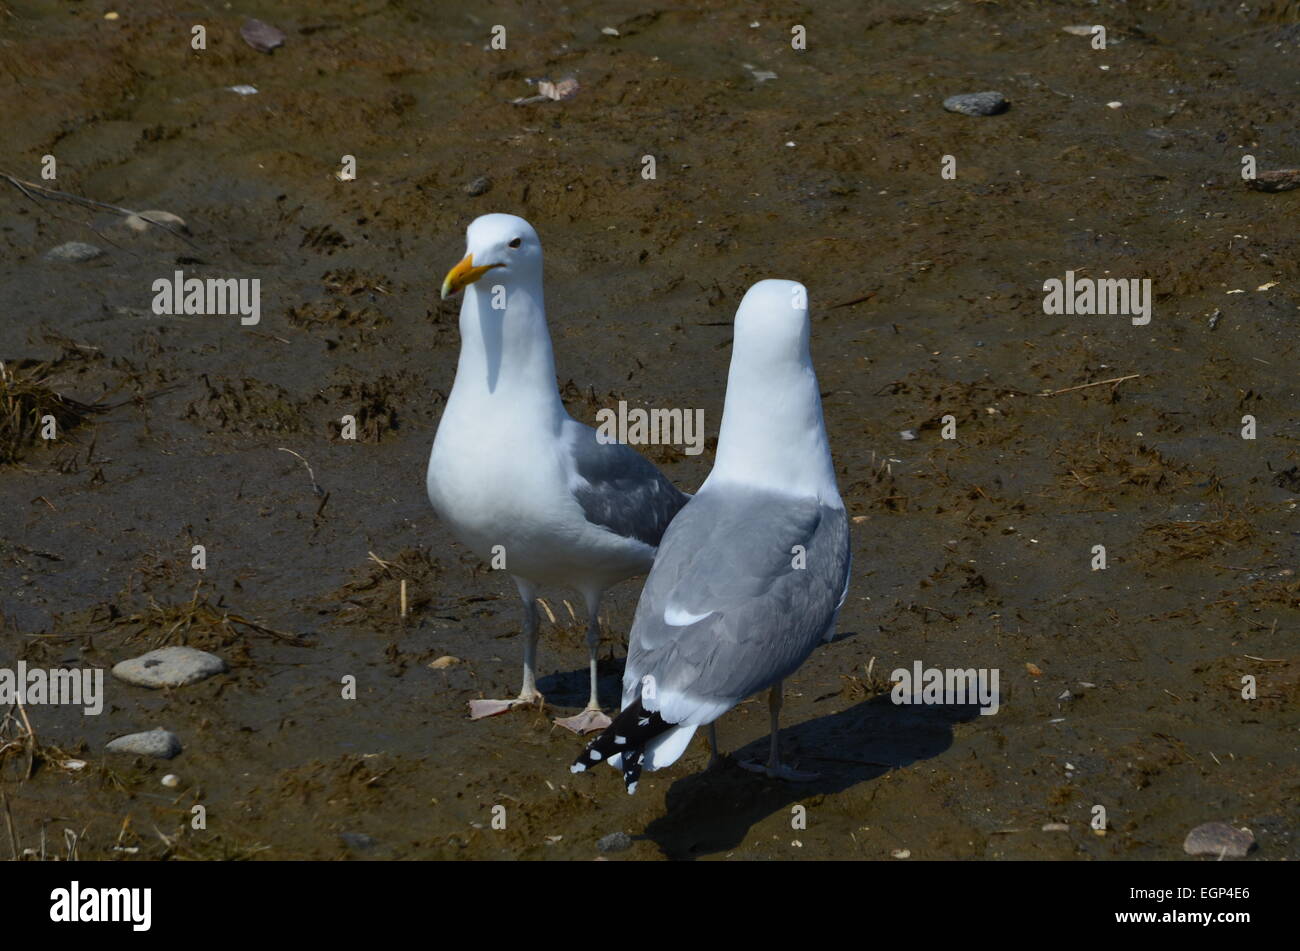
[570,698,672,794]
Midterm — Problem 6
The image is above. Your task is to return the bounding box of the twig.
[16,700,35,780]
[830,291,878,309]
[277,448,323,497]
[1038,374,1140,397]
[1,791,17,860]
[0,171,198,247]
[367,551,403,576]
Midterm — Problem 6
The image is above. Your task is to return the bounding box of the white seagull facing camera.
[571,279,851,790]
[427,213,689,734]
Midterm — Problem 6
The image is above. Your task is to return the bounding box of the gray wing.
[624,487,851,722]
[561,418,690,549]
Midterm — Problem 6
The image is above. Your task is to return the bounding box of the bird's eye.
[508,237,522,249]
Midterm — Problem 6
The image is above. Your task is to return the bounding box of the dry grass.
[840,656,894,701]
[0,359,101,464]
[1143,514,1256,562]
[1053,434,1199,497]
[113,583,312,650]
[333,547,442,624]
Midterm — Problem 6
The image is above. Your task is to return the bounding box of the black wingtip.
[570,699,673,793]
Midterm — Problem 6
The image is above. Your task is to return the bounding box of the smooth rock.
[106,728,182,760]
[124,210,189,234]
[340,832,378,852]
[44,241,103,263]
[900,429,919,441]
[240,18,285,53]
[113,646,227,688]
[943,92,1008,116]
[1184,822,1256,858]
[464,176,492,197]
[597,831,632,853]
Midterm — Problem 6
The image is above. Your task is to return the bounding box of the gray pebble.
[106,728,182,760]
[900,429,919,441]
[112,646,227,688]
[240,18,285,53]
[943,92,1008,116]
[597,831,632,853]
[44,241,103,263]
[464,176,492,197]
[340,832,378,852]
[1184,822,1256,858]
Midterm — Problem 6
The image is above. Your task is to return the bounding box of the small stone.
[228,85,259,96]
[124,210,189,235]
[890,848,911,859]
[240,18,285,53]
[1184,822,1256,858]
[340,832,378,852]
[1248,169,1300,193]
[899,429,919,441]
[106,728,182,760]
[601,26,620,36]
[1107,101,1123,109]
[44,241,103,263]
[112,646,227,688]
[943,92,1008,116]
[161,774,180,788]
[429,655,461,669]
[1062,25,1095,36]
[597,831,632,853]
[1042,822,1069,832]
[464,176,492,197]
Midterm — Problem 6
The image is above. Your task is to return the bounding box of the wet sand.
[0,0,1297,860]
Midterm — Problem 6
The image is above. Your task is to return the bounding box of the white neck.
[446,274,565,425]
[703,336,841,504]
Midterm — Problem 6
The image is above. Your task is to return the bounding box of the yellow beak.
[441,253,502,300]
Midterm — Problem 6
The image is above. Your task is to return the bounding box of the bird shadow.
[639,692,985,860]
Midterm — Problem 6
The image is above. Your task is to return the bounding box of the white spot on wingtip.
[590,750,602,761]
[614,735,626,744]
[570,763,585,773]
[627,781,638,795]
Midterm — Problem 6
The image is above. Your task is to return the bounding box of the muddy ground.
[0,0,1297,861]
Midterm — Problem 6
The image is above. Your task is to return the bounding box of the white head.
[441,213,543,299]
[705,279,841,502]
[731,278,813,372]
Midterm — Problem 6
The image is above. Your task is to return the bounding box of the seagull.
[427,213,689,734]
[571,279,851,790]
